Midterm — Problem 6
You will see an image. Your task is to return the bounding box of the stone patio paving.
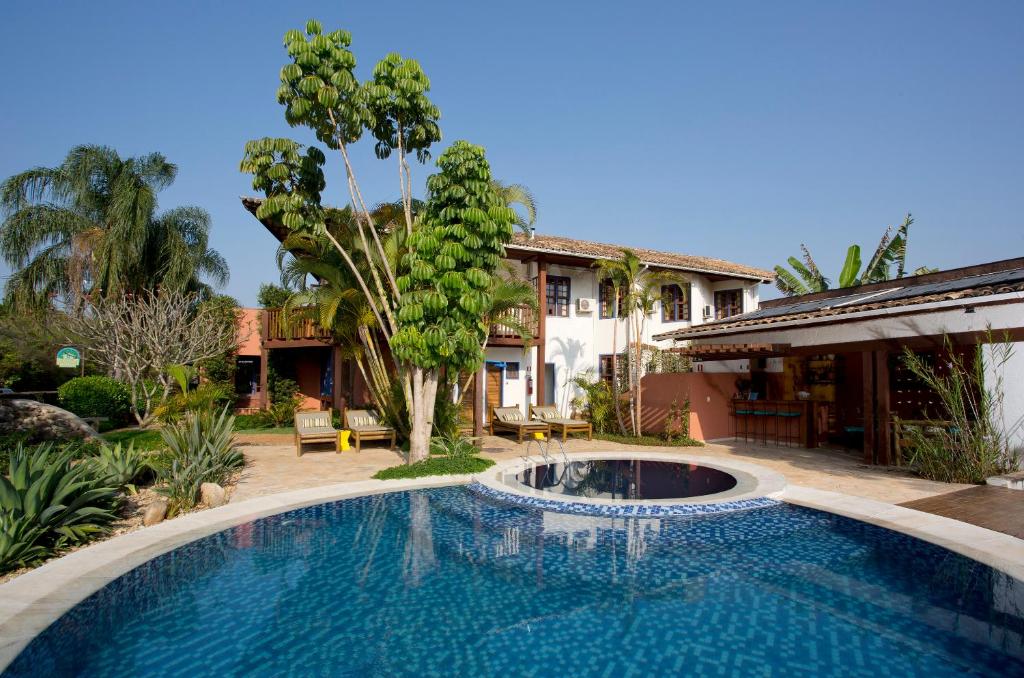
[231,433,971,505]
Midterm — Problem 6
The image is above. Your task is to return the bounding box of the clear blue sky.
[2,1,1022,305]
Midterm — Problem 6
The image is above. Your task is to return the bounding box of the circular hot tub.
[517,459,738,500]
[472,452,788,517]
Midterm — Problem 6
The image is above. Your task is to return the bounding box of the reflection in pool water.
[5,487,1023,677]
[516,459,738,500]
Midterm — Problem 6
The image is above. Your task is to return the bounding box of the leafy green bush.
[155,407,244,516]
[900,339,1022,483]
[663,397,691,443]
[57,376,132,423]
[0,443,119,573]
[570,374,616,433]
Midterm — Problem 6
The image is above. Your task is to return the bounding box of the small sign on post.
[56,346,82,369]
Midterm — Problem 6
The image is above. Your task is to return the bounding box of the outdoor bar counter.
[729,399,829,448]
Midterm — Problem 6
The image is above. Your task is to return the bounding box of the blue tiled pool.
[5,487,1022,677]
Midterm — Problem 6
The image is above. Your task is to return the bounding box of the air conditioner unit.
[702,305,713,320]
[576,298,595,313]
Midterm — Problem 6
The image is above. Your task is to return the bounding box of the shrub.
[570,374,616,433]
[0,443,119,573]
[57,376,132,423]
[663,397,691,443]
[900,339,1022,483]
[155,407,244,516]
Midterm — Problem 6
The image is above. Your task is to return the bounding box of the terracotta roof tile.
[508,232,772,281]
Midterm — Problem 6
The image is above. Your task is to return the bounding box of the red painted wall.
[641,372,741,441]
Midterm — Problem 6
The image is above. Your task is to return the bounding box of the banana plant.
[774,214,927,297]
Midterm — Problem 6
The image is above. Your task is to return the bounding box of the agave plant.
[155,407,244,515]
[0,513,48,573]
[84,443,155,494]
[0,443,119,572]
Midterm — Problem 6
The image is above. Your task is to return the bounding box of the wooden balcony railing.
[489,306,538,345]
[264,308,333,343]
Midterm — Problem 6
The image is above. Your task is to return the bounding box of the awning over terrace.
[667,343,791,360]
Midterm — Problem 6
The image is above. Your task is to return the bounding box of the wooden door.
[486,364,503,420]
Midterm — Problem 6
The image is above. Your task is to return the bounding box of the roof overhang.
[506,242,772,283]
[668,343,791,360]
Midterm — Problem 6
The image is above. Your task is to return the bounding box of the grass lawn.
[592,432,703,447]
[101,428,165,451]
[373,455,494,480]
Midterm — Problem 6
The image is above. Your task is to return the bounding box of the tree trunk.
[408,367,440,462]
[611,311,628,436]
[635,315,645,437]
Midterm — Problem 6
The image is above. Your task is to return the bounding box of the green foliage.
[101,428,165,451]
[429,433,478,459]
[365,53,442,162]
[431,395,461,440]
[391,141,517,371]
[663,397,691,443]
[774,214,928,297]
[241,138,328,239]
[196,295,241,392]
[0,145,227,308]
[257,282,292,308]
[0,443,119,573]
[591,432,703,448]
[373,454,493,480]
[83,443,154,493]
[837,245,862,289]
[570,374,616,434]
[899,339,1021,483]
[57,376,132,422]
[155,407,244,516]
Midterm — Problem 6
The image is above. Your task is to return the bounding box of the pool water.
[516,459,738,500]
[5,487,1022,677]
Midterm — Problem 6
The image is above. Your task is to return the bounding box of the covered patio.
[652,257,1024,465]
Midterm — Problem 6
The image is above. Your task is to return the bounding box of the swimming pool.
[4,486,1022,676]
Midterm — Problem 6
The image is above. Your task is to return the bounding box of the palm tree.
[491,181,537,234]
[0,145,227,309]
[774,214,929,297]
[594,249,685,436]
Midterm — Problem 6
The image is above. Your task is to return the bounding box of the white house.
[475,232,772,418]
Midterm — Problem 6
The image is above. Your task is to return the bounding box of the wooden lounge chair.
[294,411,338,457]
[345,409,396,452]
[489,406,550,443]
[529,404,593,441]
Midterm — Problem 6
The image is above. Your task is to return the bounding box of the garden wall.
[640,372,739,441]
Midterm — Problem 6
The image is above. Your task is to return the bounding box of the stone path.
[231,433,970,505]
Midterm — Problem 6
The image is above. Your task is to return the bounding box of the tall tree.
[774,214,929,297]
[0,145,227,309]
[594,250,685,436]
[242,21,518,461]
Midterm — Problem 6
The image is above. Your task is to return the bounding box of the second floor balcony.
[260,305,538,348]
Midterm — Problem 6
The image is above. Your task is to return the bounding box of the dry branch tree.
[66,291,241,426]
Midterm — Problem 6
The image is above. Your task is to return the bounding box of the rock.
[143,500,168,526]
[0,399,100,442]
[200,482,227,508]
